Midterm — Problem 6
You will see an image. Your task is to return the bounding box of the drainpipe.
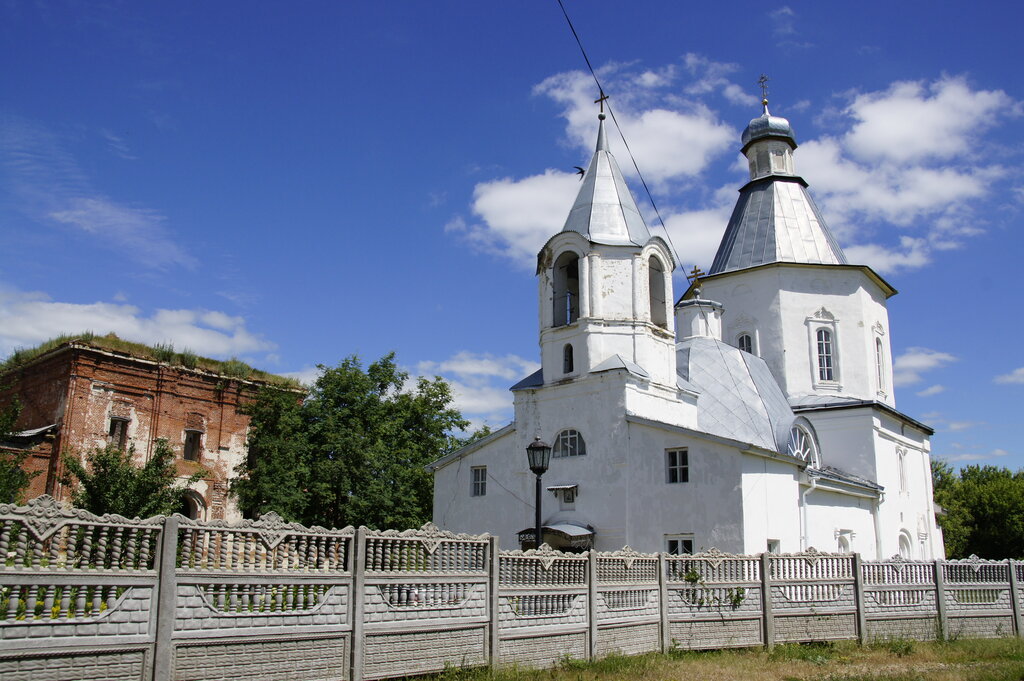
[800,477,817,551]
[872,493,885,560]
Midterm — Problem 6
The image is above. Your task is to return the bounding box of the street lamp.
[526,437,552,550]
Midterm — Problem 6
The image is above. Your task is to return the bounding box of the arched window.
[553,429,586,458]
[737,333,753,354]
[787,425,819,467]
[552,252,580,327]
[837,534,850,554]
[178,491,206,521]
[897,448,908,493]
[875,338,885,391]
[648,256,667,328]
[562,344,574,374]
[816,329,834,381]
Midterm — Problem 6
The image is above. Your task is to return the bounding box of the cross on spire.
[594,90,609,113]
[757,74,770,102]
[686,265,705,286]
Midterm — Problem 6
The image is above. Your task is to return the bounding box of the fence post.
[1008,559,1023,638]
[760,552,774,650]
[350,526,367,681]
[658,553,670,653]
[934,559,948,641]
[151,514,179,681]
[488,535,501,667]
[587,549,598,660]
[852,553,867,644]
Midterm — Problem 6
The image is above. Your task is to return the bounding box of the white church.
[429,100,944,560]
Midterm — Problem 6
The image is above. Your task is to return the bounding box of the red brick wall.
[0,344,275,520]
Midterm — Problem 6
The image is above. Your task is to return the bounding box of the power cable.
[554,0,686,271]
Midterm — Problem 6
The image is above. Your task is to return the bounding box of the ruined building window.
[553,429,586,458]
[666,448,689,483]
[563,344,574,374]
[816,328,835,381]
[737,333,753,354]
[471,466,487,497]
[183,430,202,462]
[108,417,129,450]
[648,255,667,328]
[552,252,580,327]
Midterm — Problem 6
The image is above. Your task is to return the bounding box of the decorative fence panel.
[497,546,589,668]
[665,549,764,650]
[356,526,491,680]
[3,497,1024,681]
[768,549,858,643]
[0,496,164,681]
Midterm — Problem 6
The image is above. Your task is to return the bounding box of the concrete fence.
[1,496,1022,681]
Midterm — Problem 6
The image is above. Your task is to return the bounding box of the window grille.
[471,466,486,497]
[737,333,753,354]
[666,448,689,483]
[666,535,693,555]
[816,328,834,381]
[553,429,586,458]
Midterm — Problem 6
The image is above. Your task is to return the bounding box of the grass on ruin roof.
[0,332,302,389]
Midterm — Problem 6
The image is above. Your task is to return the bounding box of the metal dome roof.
[741,101,797,152]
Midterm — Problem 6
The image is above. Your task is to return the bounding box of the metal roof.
[591,354,650,378]
[677,337,795,453]
[561,115,651,247]
[709,176,847,275]
[741,103,797,152]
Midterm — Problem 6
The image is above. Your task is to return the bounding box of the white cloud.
[843,237,931,275]
[941,448,1009,463]
[892,347,956,386]
[916,384,946,397]
[282,365,323,387]
[844,78,1014,164]
[945,421,982,432]
[0,114,193,270]
[0,284,274,361]
[994,367,1024,384]
[416,351,539,426]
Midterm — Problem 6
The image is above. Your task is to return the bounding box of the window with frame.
[666,535,693,555]
[737,333,753,354]
[553,429,586,458]
[666,448,689,483]
[108,417,129,450]
[471,466,487,497]
[816,328,835,381]
[563,344,574,374]
[183,430,202,462]
[766,539,781,554]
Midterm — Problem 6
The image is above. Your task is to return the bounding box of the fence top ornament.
[176,510,353,550]
[0,494,163,541]
[502,542,587,570]
[601,545,657,568]
[772,546,843,566]
[947,553,999,573]
[366,522,490,555]
[685,547,747,568]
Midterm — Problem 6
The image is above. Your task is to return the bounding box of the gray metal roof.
[709,176,847,275]
[677,337,795,453]
[510,368,543,391]
[741,103,797,152]
[591,354,650,378]
[561,115,652,247]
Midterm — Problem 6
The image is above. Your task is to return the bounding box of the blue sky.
[2,2,1022,469]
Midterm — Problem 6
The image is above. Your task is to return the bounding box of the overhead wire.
[554,0,685,272]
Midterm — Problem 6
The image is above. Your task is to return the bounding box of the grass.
[407,639,1024,681]
[0,332,302,389]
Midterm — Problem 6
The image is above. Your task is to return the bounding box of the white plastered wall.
[741,455,802,554]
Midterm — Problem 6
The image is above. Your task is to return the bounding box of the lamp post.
[526,437,552,550]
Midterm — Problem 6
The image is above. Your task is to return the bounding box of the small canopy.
[517,523,593,550]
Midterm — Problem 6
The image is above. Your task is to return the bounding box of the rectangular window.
[471,466,486,497]
[183,430,202,462]
[666,448,689,483]
[108,417,129,450]
[816,329,835,381]
[767,539,781,554]
[666,535,694,555]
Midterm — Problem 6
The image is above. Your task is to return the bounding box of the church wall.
[801,408,877,481]
[626,422,746,553]
[741,455,801,553]
[803,486,878,557]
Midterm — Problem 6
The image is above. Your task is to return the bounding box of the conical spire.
[561,114,651,246]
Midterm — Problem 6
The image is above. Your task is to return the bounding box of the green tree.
[0,397,38,504]
[62,438,204,518]
[233,353,468,529]
[932,459,1024,559]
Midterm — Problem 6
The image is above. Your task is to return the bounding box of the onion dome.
[741,99,797,154]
